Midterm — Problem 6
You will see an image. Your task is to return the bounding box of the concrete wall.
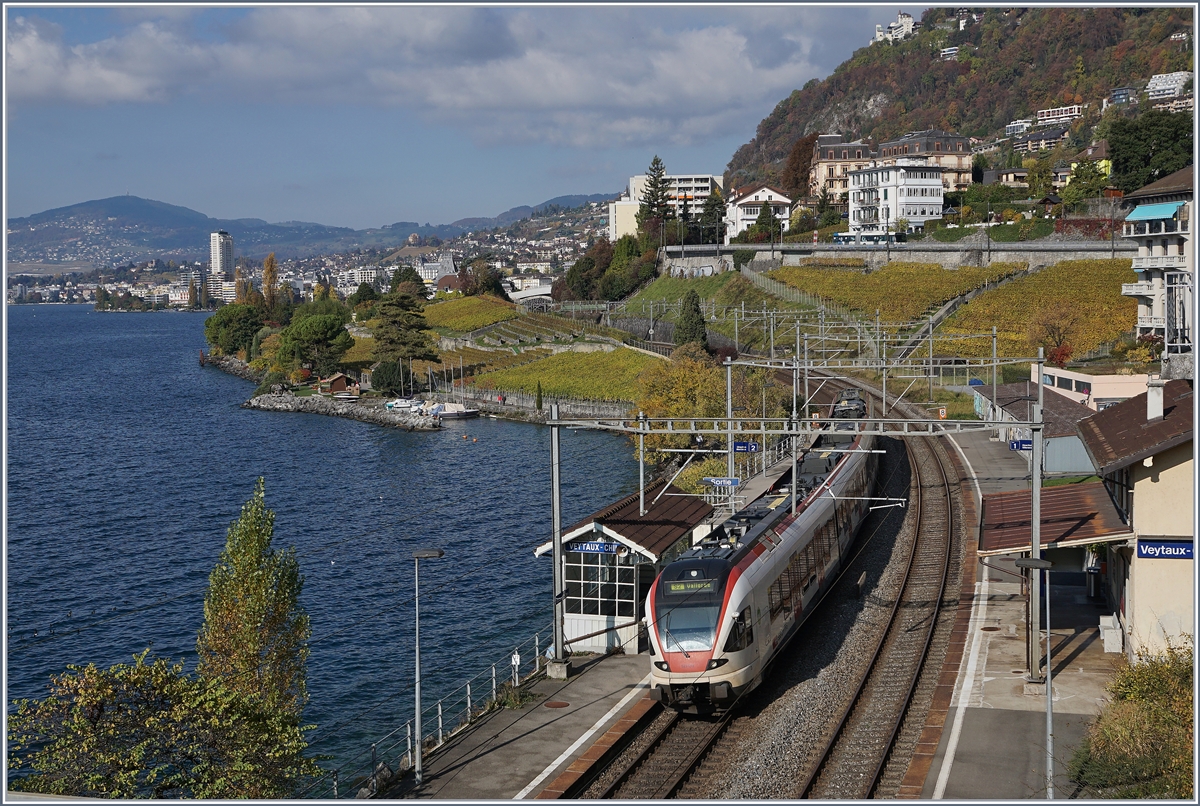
[1132,441,1194,537]
[666,241,1137,271]
[1129,549,1194,657]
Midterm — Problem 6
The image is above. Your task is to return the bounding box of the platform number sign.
[938,407,947,420]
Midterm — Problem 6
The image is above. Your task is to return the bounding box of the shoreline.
[242,392,443,431]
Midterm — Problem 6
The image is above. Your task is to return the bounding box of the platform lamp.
[1016,556,1055,799]
[412,547,445,788]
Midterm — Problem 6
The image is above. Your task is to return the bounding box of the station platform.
[388,652,650,800]
[909,429,1119,799]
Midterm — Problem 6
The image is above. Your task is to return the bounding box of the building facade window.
[564,550,637,617]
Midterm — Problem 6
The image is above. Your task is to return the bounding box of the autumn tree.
[197,479,310,715]
[674,290,709,349]
[262,253,279,310]
[1024,155,1054,199]
[1027,302,1078,367]
[187,279,198,309]
[1061,159,1110,207]
[390,265,429,298]
[6,651,320,798]
[371,293,438,365]
[781,133,819,198]
[633,342,725,453]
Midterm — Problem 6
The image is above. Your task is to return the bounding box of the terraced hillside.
[938,259,1137,357]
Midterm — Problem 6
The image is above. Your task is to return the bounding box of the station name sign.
[574,540,620,554]
[1137,539,1193,560]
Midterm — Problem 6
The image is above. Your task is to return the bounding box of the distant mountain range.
[6,192,618,267]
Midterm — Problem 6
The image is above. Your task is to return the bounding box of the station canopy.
[978,481,1133,557]
[534,478,714,563]
[1124,201,1185,221]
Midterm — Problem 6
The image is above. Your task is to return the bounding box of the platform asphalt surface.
[388,652,650,799]
[923,429,1119,799]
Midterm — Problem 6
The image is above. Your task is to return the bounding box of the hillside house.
[724,185,792,243]
[872,10,914,44]
[848,158,944,235]
[809,134,877,201]
[1012,126,1070,154]
[875,130,973,191]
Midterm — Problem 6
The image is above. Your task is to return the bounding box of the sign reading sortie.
[1137,540,1194,560]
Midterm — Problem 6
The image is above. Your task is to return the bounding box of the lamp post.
[1016,556,1055,799]
[413,547,445,788]
[884,204,890,262]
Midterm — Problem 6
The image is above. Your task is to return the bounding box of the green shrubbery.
[1070,638,1193,798]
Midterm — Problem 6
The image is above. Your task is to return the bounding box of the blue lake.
[5,303,639,785]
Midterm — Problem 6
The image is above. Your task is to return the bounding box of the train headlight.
[707,658,729,670]
[654,661,670,672]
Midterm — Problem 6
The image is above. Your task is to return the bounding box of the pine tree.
[636,155,673,228]
[675,290,708,350]
[187,279,198,309]
[535,380,543,410]
[196,479,310,716]
[699,188,726,243]
[262,253,278,311]
[372,294,438,364]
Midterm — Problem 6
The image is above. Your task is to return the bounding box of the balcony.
[1132,254,1189,271]
[1138,315,1167,329]
[1122,281,1156,297]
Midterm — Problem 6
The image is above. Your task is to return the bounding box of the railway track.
[564,379,963,800]
[794,434,956,799]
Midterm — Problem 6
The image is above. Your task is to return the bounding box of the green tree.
[347,282,379,308]
[196,479,310,716]
[674,289,708,349]
[372,293,438,364]
[636,155,673,229]
[1061,159,1110,207]
[699,188,727,243]
[1024,155,1054,198]
[371,360,409,395]
[279,314,354,376]
[535,379,543,410]
[1109,110,1193,192]
[6,651,320,798]
[187,279,198,309]
[390,265,428,297]
[204,303,264,357]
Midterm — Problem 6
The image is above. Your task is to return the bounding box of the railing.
[1138,315,1167,329]
[1122,281,1156,296]
[738,266,859,321]
[1131,254,1188,270]
[300,627,552,799]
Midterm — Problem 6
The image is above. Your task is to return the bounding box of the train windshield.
[653,559,731,653]
[659,603,721,653]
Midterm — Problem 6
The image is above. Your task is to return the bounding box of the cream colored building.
[1077,378,1195,659]
[607,172,723,241]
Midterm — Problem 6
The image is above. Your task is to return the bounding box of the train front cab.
[646,557,758,713]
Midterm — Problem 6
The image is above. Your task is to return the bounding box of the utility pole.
[928,314,935,402]
[1028,348,1045,684]
[549,404,568,679]
[726,358,734,514]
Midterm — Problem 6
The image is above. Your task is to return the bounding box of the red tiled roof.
[979,481,1133,556]
[1076,380,1194,474]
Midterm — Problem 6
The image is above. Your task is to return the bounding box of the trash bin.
[1086,565,1101,598]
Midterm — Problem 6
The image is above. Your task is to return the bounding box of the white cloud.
[6,7,870,148]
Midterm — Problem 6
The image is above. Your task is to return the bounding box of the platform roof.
[978,481,1133,557]
[975,382,1095,439]
[533,478,714,562]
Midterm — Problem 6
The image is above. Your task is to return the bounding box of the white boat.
[423,401,480,419]
[332,392,360,402]
[386,397,420,411]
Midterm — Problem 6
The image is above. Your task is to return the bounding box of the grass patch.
[471,347,658,401]
[423,295,520,333]
[931,226,980,243]
[987,219,1055,242]
[1043,475,1100,487]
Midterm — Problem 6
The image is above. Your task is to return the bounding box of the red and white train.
[646,394,878,712]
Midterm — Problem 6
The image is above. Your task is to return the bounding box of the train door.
[637,562,658,653]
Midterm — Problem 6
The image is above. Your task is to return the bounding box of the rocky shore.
[203,352,265,384]
[242,392,443,431]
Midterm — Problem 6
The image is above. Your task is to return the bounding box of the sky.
[5,4,925,229]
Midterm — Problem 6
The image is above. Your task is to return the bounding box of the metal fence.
[428,386,631,419]
[738,266,859,321]
[300,626,553,799]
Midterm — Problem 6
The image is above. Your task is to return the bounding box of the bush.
[732,249,756,270]
[253,371,288,396]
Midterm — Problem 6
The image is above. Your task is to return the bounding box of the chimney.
[1147,376,1165,421]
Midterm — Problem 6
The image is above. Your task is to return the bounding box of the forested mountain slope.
[727,7,1193,188]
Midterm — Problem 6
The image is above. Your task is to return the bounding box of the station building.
[534,479,714,653]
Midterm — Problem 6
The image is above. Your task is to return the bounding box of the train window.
[769,577,784,618]
[723,606,754,652]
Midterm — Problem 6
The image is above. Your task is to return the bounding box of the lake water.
[6,304,639,787]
